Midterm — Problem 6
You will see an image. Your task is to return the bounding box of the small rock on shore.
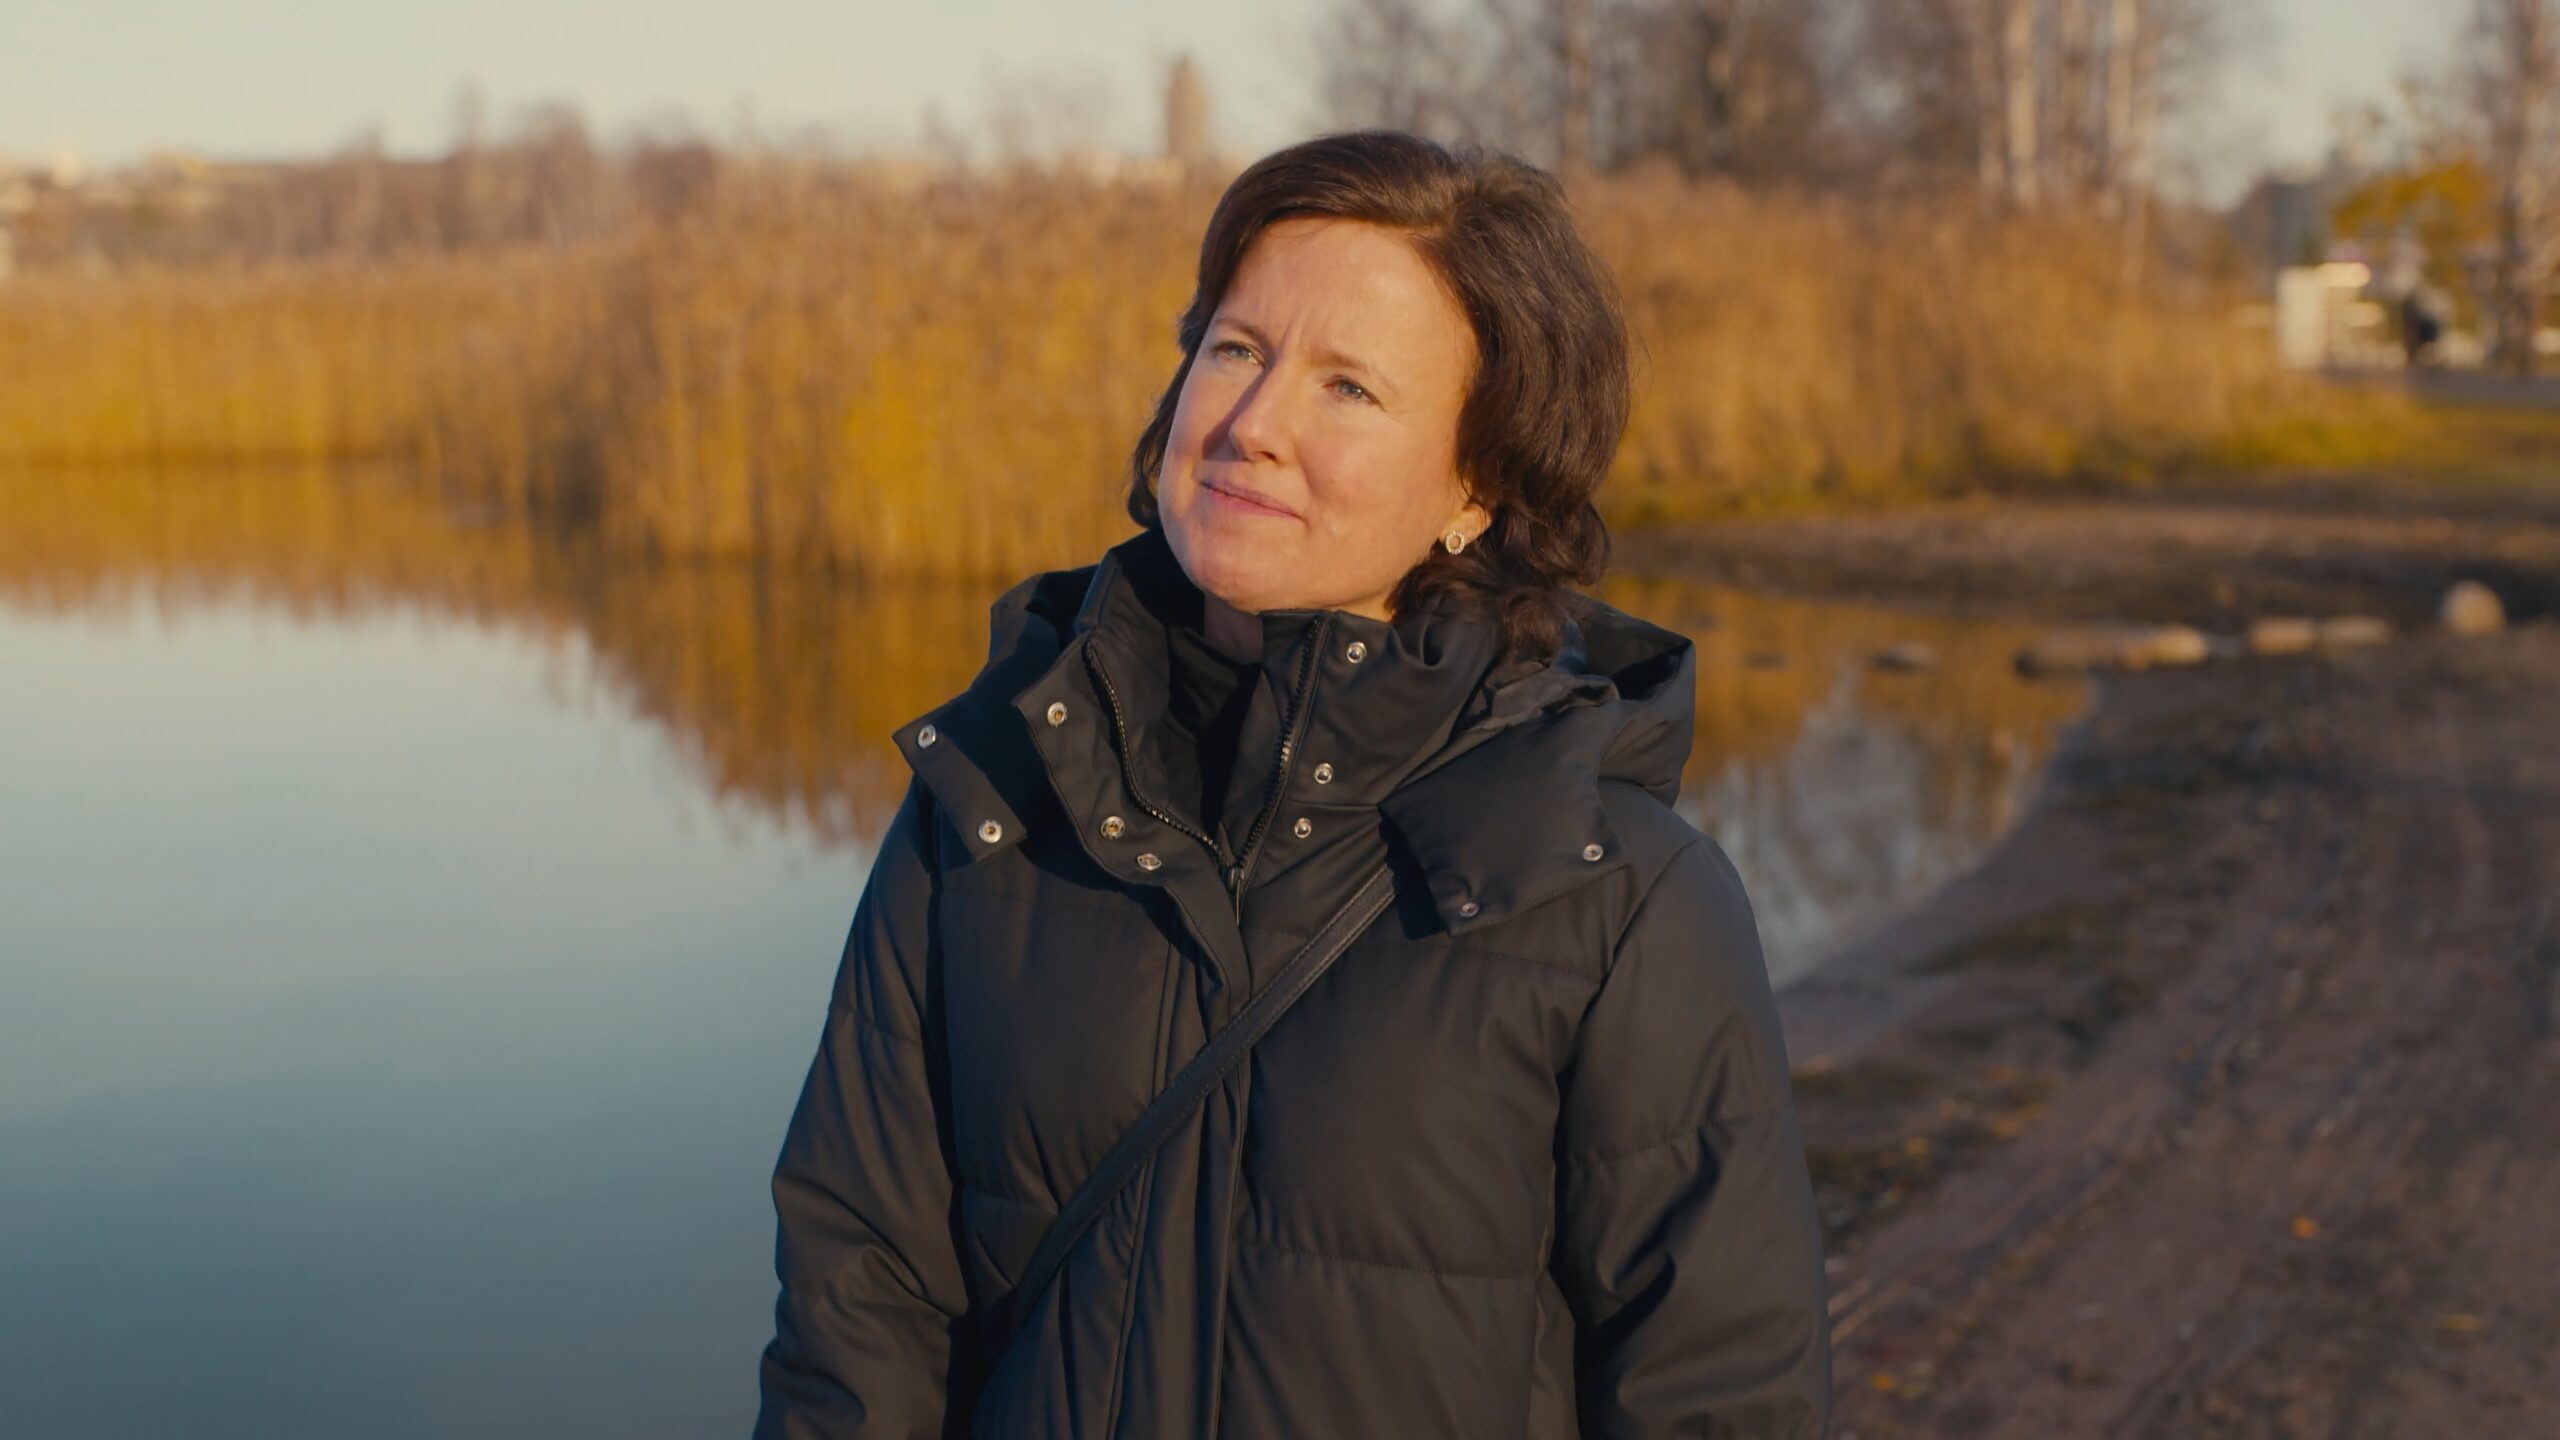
[2441,580,2506,636]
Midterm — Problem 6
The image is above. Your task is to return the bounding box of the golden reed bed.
[0,169,2396,580]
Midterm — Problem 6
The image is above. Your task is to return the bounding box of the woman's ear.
[1449,496,1493,548]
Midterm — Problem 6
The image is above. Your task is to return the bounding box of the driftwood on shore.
[2014,622,2211,677]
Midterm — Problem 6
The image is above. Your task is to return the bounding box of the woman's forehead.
[1218,219,1472,369]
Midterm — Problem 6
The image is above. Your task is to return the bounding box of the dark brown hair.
[1125,129,1629,660]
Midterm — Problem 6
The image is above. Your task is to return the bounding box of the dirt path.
[1809,632,2559,1438]
[1635,488,2560,1437]
[1620,490,2560,628]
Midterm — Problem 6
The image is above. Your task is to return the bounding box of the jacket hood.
[1374,566,1700,931]
[895,526,1700,934]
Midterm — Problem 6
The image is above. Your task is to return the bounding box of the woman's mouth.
[1201,477,1299,519]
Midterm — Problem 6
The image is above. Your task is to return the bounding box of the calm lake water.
[0,468,2085,1438]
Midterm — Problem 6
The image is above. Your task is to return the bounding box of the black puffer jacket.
[755,527,1830,1438]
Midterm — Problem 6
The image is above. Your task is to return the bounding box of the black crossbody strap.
[976,862,1400,1355]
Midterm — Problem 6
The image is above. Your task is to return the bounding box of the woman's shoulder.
[1595,780,1759,962]
[1596,776,1727,882]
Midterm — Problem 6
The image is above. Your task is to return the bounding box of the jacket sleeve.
[756,778,978,1439]
[1550,834,1831,1440]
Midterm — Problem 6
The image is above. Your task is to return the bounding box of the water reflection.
[1602,574,2084,976]
[0,467,2088,971]
[0,591,862,1440]
[0,466,2085,1438]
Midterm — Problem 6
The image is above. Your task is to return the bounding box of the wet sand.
[1629,482,2560,1437]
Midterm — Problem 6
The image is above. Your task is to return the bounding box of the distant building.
[2227,146,2368,291]
[1164,55,1210,169]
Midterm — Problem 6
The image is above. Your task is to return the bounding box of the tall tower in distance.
[1164,54,1210,169]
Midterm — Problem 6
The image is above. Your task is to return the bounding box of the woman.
[755,130,1830,1439]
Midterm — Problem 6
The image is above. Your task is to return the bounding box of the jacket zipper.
[1085,643,1232,870]
[1223,613,1331,916]
[1200,615,1329,1429]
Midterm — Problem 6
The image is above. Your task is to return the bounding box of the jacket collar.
[894,526,1700,936]
[1066,527,1511,813]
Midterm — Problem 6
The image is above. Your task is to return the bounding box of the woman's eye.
[1204,341,1365,402]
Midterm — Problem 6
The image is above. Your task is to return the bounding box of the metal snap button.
[1136,852,1162,871]
[978,820,1004,843]
[1045,701,1068,726]
[1582,842,1605,862]
[1457,899,1480,918]
[916,723,938,747]
[1313,762,1334,784]
[1100,814,1126,838]
[1344,640,1368,663]
[1292,817,1312,839]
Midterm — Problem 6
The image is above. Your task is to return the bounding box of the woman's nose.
[1222,371,1291,462]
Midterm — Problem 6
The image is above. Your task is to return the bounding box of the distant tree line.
[8,98,724,269]
[17,5,2269,275]
[1319,0,2250,237]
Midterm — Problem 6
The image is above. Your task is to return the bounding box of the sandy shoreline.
[1632,482,2560,1437]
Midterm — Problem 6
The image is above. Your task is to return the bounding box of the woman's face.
[1158,216,1490,621]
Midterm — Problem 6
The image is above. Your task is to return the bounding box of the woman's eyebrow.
[1218,316,1399,398]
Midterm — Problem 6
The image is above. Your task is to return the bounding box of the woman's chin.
[1170,537,1289,613]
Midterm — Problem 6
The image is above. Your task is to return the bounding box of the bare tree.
[1999,0,2041,204]
[514,103,615,243]
[1843,0,2235,233]
[2095,0,2162,262]
[628,134,721,224]
[1317,0,1473,137]
[1308,0,2245,213]
[445,82,503,248]
[1850,0,2037,200]
[2101,0,2154,205]
[1596,0,1833,180]
[2464,0,2559,373]
[1315,0,1574,168]
[2047,0,2094,193]
[1476,0,1578,166]
[1318,0,1839,182]
[1560,0,1596,176]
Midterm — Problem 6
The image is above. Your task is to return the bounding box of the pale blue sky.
[2,0,2454,202]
